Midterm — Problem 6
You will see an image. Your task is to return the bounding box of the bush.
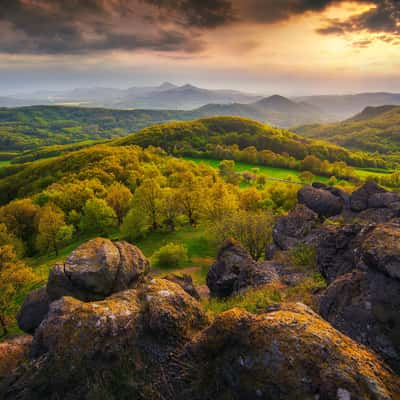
[290,243,316,270]
[151,242,189,268]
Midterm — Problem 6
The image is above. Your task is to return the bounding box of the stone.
[272,204,320,250]
[174,303,400,400]
[163,273,200,300]
[17,287,50,334]
[206,239,279,297]
[0,336,32,378]
[298,185,344,218]
[47,238,149,302]
[350,181,387,212]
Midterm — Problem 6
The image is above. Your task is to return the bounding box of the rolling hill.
[195,95,331,127]
[0,98,331,151]
[295,93,400,119]
[293,105,400,154]
[114,116,385,169]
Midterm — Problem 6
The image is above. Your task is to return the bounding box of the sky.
[0,0,399,96]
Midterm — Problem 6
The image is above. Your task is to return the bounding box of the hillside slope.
[194,95,331,127]
[115,116,385,168]
[295,93,400,119]
[293,105,400,154]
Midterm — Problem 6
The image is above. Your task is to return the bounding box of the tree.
[106,182,132,225]
[160,187,180,231]
[299,171,315,183]
[0,245,36,335]
[131,179,163,231]
[81,198,117,235]
[239,188,262,211]
[218,160,240,185]
[36,204,74,256]
[214,210,274,260]
[0,223,25,257]
[204,182,238,222]
[0,199,39,253]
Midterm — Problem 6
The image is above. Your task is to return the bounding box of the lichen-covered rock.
[17,287,50,334]
[3,279,208,400]
[47,238,149,302]
[272,204,320,250]
[360,223,400,279]
[163,273,200,299]
[0,336,32,378]
[206,239,279,298]
[298,184,344,218]
[175,303,400,400]
[319,270,400,373]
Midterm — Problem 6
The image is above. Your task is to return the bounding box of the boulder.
[163,273,200,300]
[272,204,320,250]
[4,279,209,400]
[317,223,366,284]
[0,336,32,378]
[17,287,50,334]
[174,303,400,400]
[206,239,279,297]
[47,238,149,302]
[319,270,400,373]
[360,223,400,279]
[298,185,344,218]
[350,181,387,212]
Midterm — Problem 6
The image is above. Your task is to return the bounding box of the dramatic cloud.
[0,0,232,54]
[318,1,400,38]
[0,0,399,55]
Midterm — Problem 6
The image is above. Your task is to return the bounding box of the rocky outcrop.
[298,184,345,218]
[206,239,279,297]
[3,278,209,400]
[0,336,32,378]
[318,222,400,372]
[174,303,400,400]
[17,238,150,335]
[319,270,400,373]
[47,238,149,302]
[272,204,321,250]
[164,273,200,300]
[350,180,389,211]
[17,287,50,334]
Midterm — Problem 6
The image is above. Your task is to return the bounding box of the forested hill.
[0,106,190,150]
[293,105,400,154]
[114,116,387,169]
[0,99,329,151]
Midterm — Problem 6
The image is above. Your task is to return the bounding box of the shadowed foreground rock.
[0,336,32,378]
[206,239,279,297]
[2,278,209,400]
[318,222,400,372]
[174,303,400,400]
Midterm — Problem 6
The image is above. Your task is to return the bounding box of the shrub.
[151,242,189,268]
[290,243,316,270]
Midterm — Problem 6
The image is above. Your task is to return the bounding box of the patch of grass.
[289,244,317,271]
[184,157,330,186]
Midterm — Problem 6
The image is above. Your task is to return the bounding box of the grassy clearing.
[354,167,394,178]
[0,161,11,168]
[184,157,329,185]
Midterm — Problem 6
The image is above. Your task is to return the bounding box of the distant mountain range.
[295,93,400,119]
[6,82,262,110]
[293,105,400,154]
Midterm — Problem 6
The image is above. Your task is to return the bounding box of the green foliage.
[0,105,191,151]
[294,106,400,156]
[290,244,317,271]
[151,242,189,269]
[80,198,117,235]
[214,210,274,260]
[0,245,37,335]
[116,116,386,171]
[121,208,150,242]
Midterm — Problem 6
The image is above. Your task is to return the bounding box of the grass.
[184,157,329,185]
[0,161,11,168]
[354,167,394,178]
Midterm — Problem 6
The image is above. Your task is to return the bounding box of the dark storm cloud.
[0,0,399,55]
[0,0,228,54]
[317,0,400,38]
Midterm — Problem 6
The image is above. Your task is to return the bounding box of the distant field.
[184,157,328,184]
[354,167,394,178]
[0,161,11,168]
